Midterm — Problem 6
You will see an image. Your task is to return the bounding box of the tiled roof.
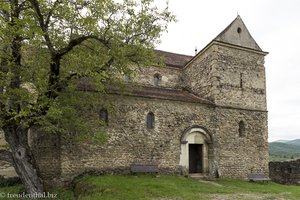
[109,86,214,105]
[155,50,193,68]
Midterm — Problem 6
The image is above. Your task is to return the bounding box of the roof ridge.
[155,49,193,58]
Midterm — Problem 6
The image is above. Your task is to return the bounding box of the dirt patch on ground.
[154,192,292,200]
[197,180,223,187]
[206,192,291,200]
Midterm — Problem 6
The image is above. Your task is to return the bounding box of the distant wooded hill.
[269,139,300,161]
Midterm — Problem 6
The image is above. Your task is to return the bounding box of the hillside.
[269,139,300,161]
[286,139,300,146]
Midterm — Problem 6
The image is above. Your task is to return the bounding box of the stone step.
[189,173,209,180]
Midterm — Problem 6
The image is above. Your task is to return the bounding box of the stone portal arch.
[179,126,211,174]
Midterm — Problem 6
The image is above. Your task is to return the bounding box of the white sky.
[156,0,300,142]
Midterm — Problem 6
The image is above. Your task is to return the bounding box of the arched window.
[238,121,246,137]
[146,112,154,129]
[153,74,160,86]
[99,109,108,124]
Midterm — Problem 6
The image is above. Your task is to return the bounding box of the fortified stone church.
[0,16,269,186]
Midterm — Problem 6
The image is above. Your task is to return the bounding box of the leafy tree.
[0,0,174,194]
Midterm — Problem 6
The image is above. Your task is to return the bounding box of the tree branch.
[0,6,10,20]
[17,0,31,12]
[45,0,61,27]
[0,150,13,164]
[29,0,55,53]
[56,35,110,58]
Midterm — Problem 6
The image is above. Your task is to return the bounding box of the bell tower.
[210,15,268,110]
[184,16,268,111]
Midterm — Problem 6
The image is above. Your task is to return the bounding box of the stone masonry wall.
[33,43,269,185]
[32,94,270,185]
[215,107,269,178]
[184,44,267,111]
[212,45,266,110]
[57,95,216,184]
[183,46,215,101]
[269,159,300,185]
[131,65,182,88]
[181,43,269,178]
[29,129,62,189]
[1,41,269,186]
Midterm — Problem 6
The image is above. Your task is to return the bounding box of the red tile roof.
[109,86,213,105]
[155,50,193,68]
[77,49,211,104]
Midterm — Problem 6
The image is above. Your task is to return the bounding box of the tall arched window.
[146,112,154,129]
[153,74,160,86]
[99,109,108,124]
[238,120,246,137]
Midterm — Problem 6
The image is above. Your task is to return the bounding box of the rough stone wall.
[183,43,268,178]
[183,46,215,100]
[215,107,269,178]
[269,159,300,185]
[29,129,62,189]
[211,45,266,110]
[1,39,269,186]
[34,97,269,184]
[32,44,269,185]
[184,44,267,111]
[131,65,182,88]
[57,96,216,184]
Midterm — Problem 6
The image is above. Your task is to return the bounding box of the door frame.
[179,126,211,174]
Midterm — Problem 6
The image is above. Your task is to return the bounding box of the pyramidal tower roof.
[214,15,262,51]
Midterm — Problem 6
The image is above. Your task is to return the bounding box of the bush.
[0,175,21,187]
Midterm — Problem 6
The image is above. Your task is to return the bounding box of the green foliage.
[0,0,175,141]
[0,176,21,187]
[37,90,109,143]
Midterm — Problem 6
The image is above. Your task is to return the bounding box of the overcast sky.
[156,0,300,142]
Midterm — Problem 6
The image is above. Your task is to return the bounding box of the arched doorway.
[179,126,212,174]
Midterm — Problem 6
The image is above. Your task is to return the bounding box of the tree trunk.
[3,125,44,195]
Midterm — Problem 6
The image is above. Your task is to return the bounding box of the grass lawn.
[0,175,299,199]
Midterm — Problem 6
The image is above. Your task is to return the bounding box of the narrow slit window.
[146,112,154,129]
[153,74,160,86]
[238,121,246,137]
[99,109,108,124]
[240,73,243,88]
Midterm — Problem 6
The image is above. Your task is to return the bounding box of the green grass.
[0,185,24,199]
[72,175,300,200]
[1,175,300,199]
